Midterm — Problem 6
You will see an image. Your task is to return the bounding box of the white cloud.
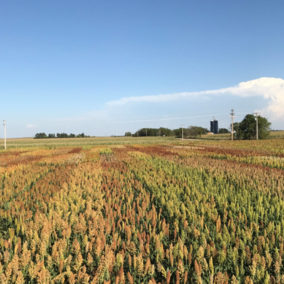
[107,77,284,119]
[26,124,37,128]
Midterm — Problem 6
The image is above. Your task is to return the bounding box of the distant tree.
[57,133,68,138]
[219,128,230,134]
[76,133,85,138]
[173,128,182,138]
[69,133,76,138]
[187,126,208,138]
[133,128,173,137]
[159,128,173,136]
[187,126,200,137]
[125,132,132,137]
[238,114,271,140]
[48,133,56,138]
[34,133,47,139]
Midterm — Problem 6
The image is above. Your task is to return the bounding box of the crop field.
[1,140,284,283]
[0,137,176,149]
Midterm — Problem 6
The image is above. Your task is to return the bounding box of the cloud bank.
[107,77,284,119]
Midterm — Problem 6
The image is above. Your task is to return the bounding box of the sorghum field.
[1,139,284,284]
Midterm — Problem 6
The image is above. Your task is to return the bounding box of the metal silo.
[210,121,214,133]
[214,120,219,134]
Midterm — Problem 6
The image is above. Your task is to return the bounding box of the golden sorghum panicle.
[118,266,125,283]
[176,270,180,284]
[249,261,257,279]
[275,261,280,275]
[194,260,201,277]
[197,246,204,261]
[170,254,174,267]
[116,253,123,268]
[216,216,221,233]
[11,254,19,275]
[72,239,81,255]
[59,259,64,274]
[184,271,188,284]
[68,273,76,284]
[231,275,239,284]
[16,271,25,284]
[128,255,132,267]
[127,241,136,255]
[65,255,72,266]
[39,241,47,257]
[137,255,144,277]
[20,248,31,268]
[133,255,137,269]
[127,272,134,284]
[215,272,224,284]
[188,252,192,265]
[266,251,273,268]
[5,263,12,281]
[28,261,35,280]
[73,253,83,272]
[144,258,151,275]
[4,250,9,263]
[150,265,155,276]
[209,257,214,274]
[87,253,93,267]
[0,272,7,284]
[245,246,251,264]
[177,259,184,277]
[166,270,171,284]
[203,258,209,271]
[244,276,253,284]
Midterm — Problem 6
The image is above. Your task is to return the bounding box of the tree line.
[125,114,271,140]
[34,133,90,139]
[231,114,271,139]
[125,126,211,138]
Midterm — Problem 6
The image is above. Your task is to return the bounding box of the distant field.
[200,133,231,140]
[0,136,176,149]
[269,130,284,139]
[0,131,283,149]
[200,130,284,140]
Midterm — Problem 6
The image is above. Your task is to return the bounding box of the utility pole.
[254,112,260,140]
[3,120,6,149]
[181,124,183,141]
[229,109,236,141]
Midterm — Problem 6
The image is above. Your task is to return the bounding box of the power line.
[97,113,229,124]
[92,110,253,125]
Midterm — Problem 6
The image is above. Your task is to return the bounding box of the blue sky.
[0,0,284,137]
